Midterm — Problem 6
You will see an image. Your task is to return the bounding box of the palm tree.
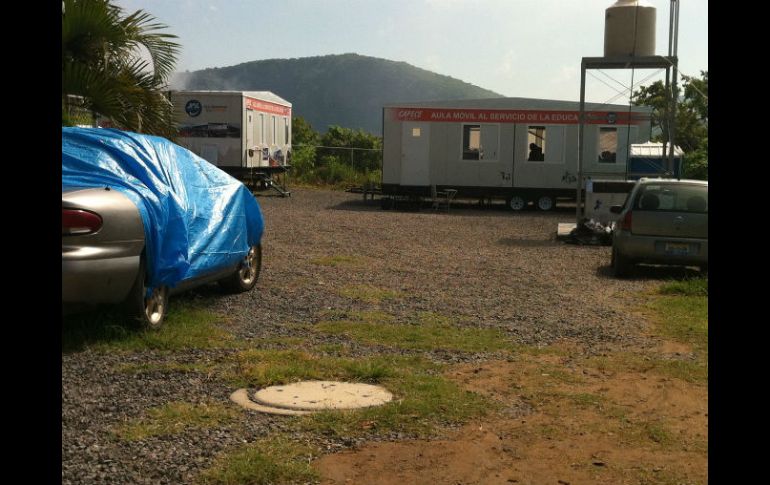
[62,0,181,136]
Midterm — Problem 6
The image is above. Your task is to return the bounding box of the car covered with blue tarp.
[62,127,264,327]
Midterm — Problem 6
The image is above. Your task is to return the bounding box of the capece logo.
[185,99,202,117]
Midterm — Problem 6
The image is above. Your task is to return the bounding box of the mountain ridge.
[175,53,502,133]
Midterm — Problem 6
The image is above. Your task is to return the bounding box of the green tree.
[291,116,321,178]
[632,70,708,179]
[62,0,181,136]
[320,125,382,172]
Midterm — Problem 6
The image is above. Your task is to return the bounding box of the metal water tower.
[575,0,680,224]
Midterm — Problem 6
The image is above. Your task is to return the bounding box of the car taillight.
[619,210,633,232]
[62,209,103,235]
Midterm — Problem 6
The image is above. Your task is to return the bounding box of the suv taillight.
[62,209,103,235]
[619,210,633,232]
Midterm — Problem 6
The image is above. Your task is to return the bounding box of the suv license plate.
[665,242,689,255]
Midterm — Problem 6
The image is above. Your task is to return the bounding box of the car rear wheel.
[612,246,633,278]
[508,195,527,211]
[126,257,169,329]
[535,195,555,211]
[220,244,262,293]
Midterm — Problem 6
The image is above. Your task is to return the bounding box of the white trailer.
[381,97,652,210]
[171,90,293,195]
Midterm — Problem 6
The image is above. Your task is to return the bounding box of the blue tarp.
[62,127,264,290]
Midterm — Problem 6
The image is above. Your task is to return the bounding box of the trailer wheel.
[535,195,555,211]
[381,197,394,210]
[508,195,527,211]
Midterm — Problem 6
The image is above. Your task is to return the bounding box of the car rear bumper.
[613,231,708,266]
[62,245,142,303]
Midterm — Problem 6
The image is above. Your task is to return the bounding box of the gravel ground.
[62,187,689,485]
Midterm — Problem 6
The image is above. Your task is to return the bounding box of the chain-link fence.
[291,144,382,187]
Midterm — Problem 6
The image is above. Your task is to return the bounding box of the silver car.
[62,187,262,328]
[610,178,708,277]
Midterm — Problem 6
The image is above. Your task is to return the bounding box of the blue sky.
[114,0,707,104]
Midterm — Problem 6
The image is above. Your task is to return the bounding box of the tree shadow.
[61,287,222,354]
[329,197,576,216]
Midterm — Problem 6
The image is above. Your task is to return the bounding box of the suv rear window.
[633,184,708,213]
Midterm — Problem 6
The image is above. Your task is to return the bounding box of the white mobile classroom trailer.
[171,90,293,195]
[382,97,652,210]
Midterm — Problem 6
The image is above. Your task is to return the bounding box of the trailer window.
[259,114,265,144]
[284,117,289,145]
[527,126,546,161]
[462,124,498,161]
[272,116,277,145]
[598,127,618,163]
[463,125,481,160]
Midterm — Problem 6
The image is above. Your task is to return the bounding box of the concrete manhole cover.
[231,381,393,415]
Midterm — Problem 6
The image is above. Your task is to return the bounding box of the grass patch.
[659,277,708,297]
[318,309,394,324]
[538,366,585,385]
[226,349,331,388]
[313,343,352,355]
[224,350,437,388]
[314,312,512,353]
[649,295,708,352]
[339,284,401,303]
[310,255,365,267]
[199,437,319,485]
[297,372,493,438]
[585,353,707,384]
[615,418,677,447]
[63,301,233,353]
[114,401,239,441]
[562,392,605,409]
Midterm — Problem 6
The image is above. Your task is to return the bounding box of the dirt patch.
[314,347,707,485]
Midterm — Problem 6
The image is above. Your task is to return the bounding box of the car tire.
[219,244,262,293]
[508,195,527,211]
[536,195,555,211]
[612,246,633,278]
[126,256,169,329]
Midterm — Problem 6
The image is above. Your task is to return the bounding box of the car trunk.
[632,211,708,238]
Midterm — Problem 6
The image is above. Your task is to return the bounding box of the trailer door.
[401,122,430,186]
[245,111,255,167]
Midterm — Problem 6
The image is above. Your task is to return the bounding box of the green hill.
[175,53,501,134]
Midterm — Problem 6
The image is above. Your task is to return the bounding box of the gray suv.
[610,178,708,277]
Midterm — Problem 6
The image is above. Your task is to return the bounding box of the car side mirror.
[609,205,623,214]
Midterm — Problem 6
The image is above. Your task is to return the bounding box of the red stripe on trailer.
[391,108,648,125]
[245,97,292,116]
